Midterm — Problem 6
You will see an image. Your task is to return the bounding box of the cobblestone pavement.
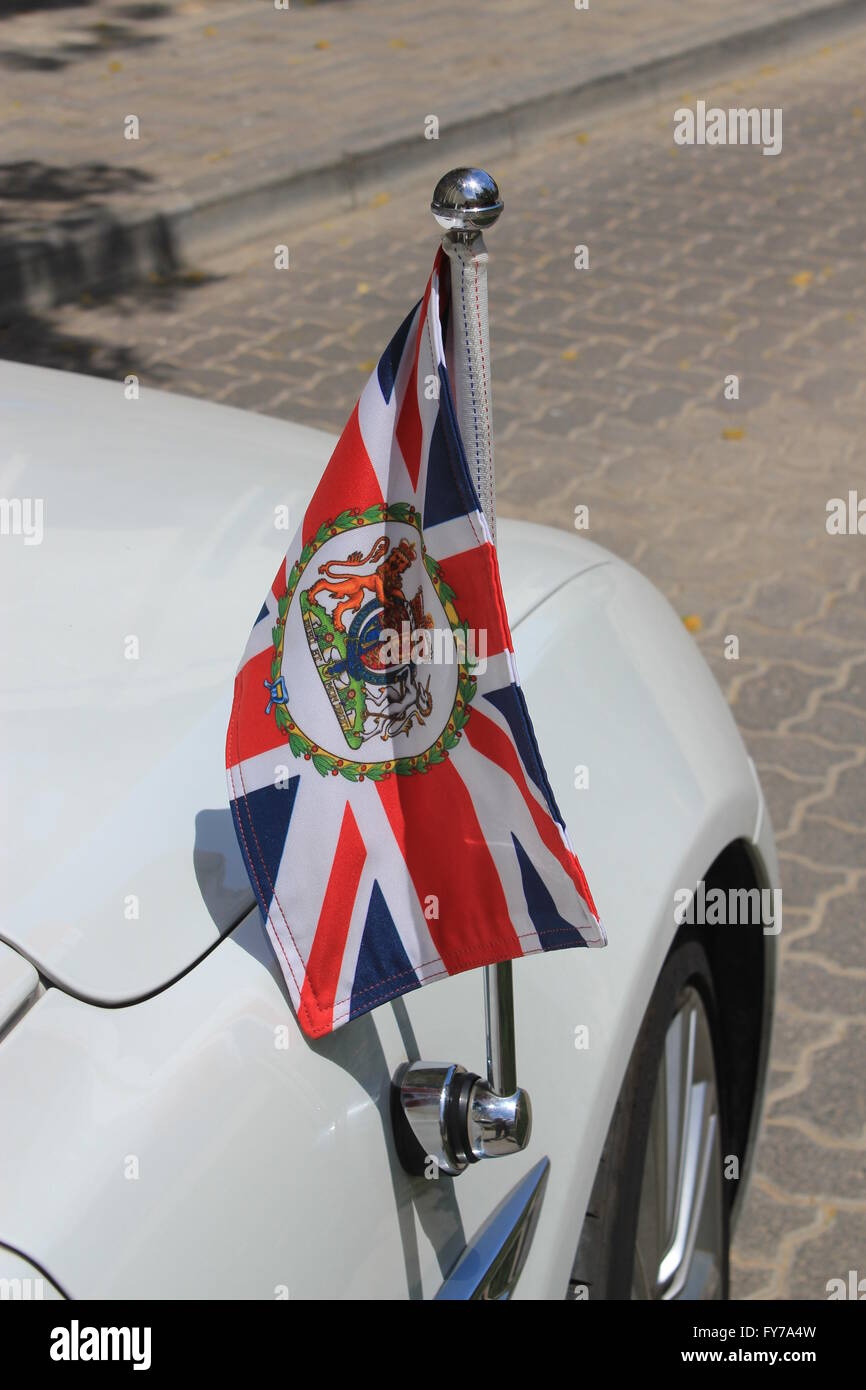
[3,28,866,1300]
[0,0,850,252]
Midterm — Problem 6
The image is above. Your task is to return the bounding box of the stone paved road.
[2,29,865,1301]
[0,0,851,255]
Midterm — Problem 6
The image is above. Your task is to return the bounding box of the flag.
[226,248,605,1039]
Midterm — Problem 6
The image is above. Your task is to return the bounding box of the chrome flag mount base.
[393,169,532,1178]
[393,1062,532,1178]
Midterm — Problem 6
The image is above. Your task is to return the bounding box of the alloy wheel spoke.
[634,986,724,1301]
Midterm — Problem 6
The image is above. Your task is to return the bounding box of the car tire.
[568,936,730,1300]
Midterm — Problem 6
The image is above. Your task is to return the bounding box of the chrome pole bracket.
[393,170,531,1178]
[393,1061,532,1178]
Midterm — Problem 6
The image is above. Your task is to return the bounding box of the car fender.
[0,550,774,1299]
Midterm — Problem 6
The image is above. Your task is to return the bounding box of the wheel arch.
[698,836,777,1232]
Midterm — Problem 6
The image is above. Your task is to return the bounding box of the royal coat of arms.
[264,503,475,781]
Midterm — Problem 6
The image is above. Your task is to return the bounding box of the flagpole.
[431,169,518,1101]
[391,170,532,1184]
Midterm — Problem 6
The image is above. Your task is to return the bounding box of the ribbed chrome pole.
[392,170,530,1179]
[431,168,517,1101]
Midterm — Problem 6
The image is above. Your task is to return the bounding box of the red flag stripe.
[395,273,435,490]
[377,759,523,971]
[230,654,287,765]
[302,404,383,547]
[464,707,599,919]
[271,563,286,605]
[436,543,511,660]
[299,802,367,1033]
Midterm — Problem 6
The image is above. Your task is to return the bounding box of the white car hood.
[0,362,610,1003]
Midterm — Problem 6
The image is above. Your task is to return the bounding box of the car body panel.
[0,483,772,1297]
[0,1244,65,1300]
[0,939,40,1034]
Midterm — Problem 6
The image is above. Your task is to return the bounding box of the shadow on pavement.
[0,160,170,314]
[0,265,225,382]
[0,159,154,213]
[0,153,227,382]
[0,2,168,72]
[0,1,93,12]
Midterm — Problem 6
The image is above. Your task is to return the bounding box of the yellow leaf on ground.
[575,132,590,145]
[790,270,814,288]
[722,427,744,441]
[389,38,408,49]
[358,359,377,373]
[682,615,702,634]
[356,282,370,295]
[314,39,330,50]
[203,26,217,37]
[108,60,123,73]
[560,348,578,361]
[369,192,390,208]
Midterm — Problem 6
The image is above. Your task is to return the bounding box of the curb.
[2,0,864,318]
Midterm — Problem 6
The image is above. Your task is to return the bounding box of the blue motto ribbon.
[263,675,289,715]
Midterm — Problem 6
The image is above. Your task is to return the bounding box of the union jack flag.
[226,249,605,1039]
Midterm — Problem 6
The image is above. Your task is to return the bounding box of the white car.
[0,359,777,1301]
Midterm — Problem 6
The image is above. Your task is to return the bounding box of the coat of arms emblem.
[264,503,476,780]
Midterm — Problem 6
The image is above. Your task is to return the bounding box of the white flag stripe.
[227,743,291,800]
[357,303,422,500]
[470,669,558,825]
[329,791,446,1025]
[421,511,487,564]
[262,915,306,1018]
[239,544,302,670]
[329,855,380,1029]
[243,607,278,664]
[354,785,444,970]
[473,649,516,695]
[451,731,600,942]
[416,316,444,511]
[268,771,349,1005]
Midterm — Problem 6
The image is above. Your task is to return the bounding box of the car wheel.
[568,938,729,1300]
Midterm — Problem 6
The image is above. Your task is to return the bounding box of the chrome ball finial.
[431,168,503,236]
